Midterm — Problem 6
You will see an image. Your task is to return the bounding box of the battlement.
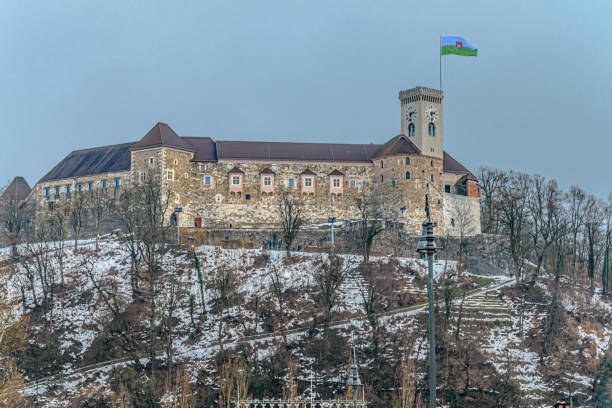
[399,86,443,103]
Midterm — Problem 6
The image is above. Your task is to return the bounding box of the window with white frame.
[263,176,272,186]
[304,178,312,187]
[140,172,146,182]
[332,178,340,188]
[232,176,241,185]
[167,170,174,180]
[114,178,121,187]
[288,177,295,188]
[204,175,212,186]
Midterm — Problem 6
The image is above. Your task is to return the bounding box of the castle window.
[333,178,340,188]
[88,182,93,191]
[167,170,174,180]
[173,160,178,165]
[408,123,415,137]
[406,172,411,180]
[445,184,451,193]
[392,180,396,187]
[48,201,54,211]
[263,176,272,186]
[227,164,233,169]
[200,164,206,172]
[232,176,241,185]
[357,182,362,190]
[140,172,147,182]
[381,175,384,182]
[405,157,410,165]
[77,183,83,192]
[66,185,71,194]
[149,157,154,164]
[431,175,434,181]
[102,180,107,189]
[204,175,212,186]
[380,160,384,168]
[288,177,295,188]
[114,178,121,187]
[430,160,434,167]
[245,194,251,201]
[45,187,50,197]
[304,178,312,187]
[428,123,435,136]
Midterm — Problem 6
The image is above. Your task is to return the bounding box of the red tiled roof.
[215,140,380,162]
[131,122,194,152]
[1,177,31,202]
[183,137,217,162]
[372,135,420,159]
[443,151,476,180]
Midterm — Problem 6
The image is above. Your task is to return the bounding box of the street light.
[347,347,362,408]
[174,206,183,245]
[416,194,437,408]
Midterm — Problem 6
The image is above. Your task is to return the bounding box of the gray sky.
[2,1,611,197]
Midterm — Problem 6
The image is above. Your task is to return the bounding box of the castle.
[22,86,481,236]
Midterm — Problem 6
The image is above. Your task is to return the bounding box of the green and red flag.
[441,36,477,56]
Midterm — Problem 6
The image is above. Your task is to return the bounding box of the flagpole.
[439,35,442,91]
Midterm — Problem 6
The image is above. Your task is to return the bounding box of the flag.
[441,36,477,56]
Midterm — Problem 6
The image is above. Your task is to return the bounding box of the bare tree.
[602,195,612,295]
[48,212,67,286]
[526,175,565,282]
[449,198,476,269]
[356,193,383,263]
[89,184,108,252]
[497,172,530,284]
[0,195,30,256]
[277,190,305,259]
[311,254,347,326]
[69,192,87,250]
[477,166,507,234]
[583,195,604,290]
[568,185,587,270]
[207,265,240,355]
[359,262,392,354]
[267,264,289,336]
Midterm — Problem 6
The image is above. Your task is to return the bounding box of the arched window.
[405,157,410,165]
[428,123,435,136]
[406,171,411,180]
[408,123,415,137]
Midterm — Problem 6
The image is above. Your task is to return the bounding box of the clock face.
[405,106,417,123]
[425,105,439,122]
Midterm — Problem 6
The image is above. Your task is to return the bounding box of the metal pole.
[427,250,436,408]
[439,35,442,91]
[331,222,335,251]
[177,212,180,245]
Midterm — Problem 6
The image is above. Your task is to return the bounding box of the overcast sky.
[1,1,611,197]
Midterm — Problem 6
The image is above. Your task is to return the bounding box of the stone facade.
[25,86,481,237]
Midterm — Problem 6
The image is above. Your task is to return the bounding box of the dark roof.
[1,177,31,202]
[260,167,275,174]
[228,167,244,174]
[40,142,134,182]
[443,151,477,180]
[372,135,420,159]
[328,169,344,176]
[183,137,217,162]
[300,168,316,175]
[215,140,380,162]
[131,122,194,152]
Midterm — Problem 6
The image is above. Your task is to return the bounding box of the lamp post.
[347,347,362,408]
[174,206,183,245]
[417,194,438,408]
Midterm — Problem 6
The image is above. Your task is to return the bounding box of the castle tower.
[399,87,443,159]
